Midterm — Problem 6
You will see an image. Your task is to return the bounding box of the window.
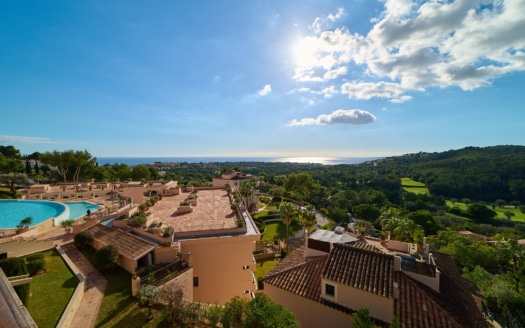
[193,277,199,287]
[242,265,250,270]
[325,283,335,297]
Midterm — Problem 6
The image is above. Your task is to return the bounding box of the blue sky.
[1,0,524,158]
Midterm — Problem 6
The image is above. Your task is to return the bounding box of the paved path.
[35,226,107,328]
[61,244,107,328]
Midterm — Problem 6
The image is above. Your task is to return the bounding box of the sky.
[1,0,524,159]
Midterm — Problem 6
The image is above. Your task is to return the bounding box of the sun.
[293,37,320,68]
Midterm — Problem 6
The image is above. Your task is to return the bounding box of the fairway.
[401,178,429,195]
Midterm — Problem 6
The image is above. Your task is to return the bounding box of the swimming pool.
[66,201,101,220]
[0,200,101,229]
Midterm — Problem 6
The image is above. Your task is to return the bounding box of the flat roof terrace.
[148,189,238,235]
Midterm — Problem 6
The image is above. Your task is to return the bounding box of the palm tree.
[301,204,317,234]
[496,238,524,293]
[61,219,74,233]
[279,202,297,247]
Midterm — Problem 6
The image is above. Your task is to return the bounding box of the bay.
[96,156,382,166]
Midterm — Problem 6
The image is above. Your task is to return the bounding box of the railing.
[139,258,188,286]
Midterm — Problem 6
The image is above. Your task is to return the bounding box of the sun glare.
[294,38,319,67]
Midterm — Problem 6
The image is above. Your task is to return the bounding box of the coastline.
[96,156,383,166]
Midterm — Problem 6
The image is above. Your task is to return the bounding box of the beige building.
[93,187,261,305]
[264,229,488,328]
[212,171,253,191]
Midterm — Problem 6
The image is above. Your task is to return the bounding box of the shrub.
[0,258,29,305]
[27,259,46,276]
[129,213,148,227]
[26,253,44,262]
[74,230,93,249]
[95,244,119,272]
[163,226,174,237]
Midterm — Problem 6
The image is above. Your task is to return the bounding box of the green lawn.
[401,178,429,195]
[494,207,525,222]
[26,250,78,328]
[261,222,287,242]
[446,201,525,222]
[255,259,281,281]
[78,247,166,328]
[401,178,426,187]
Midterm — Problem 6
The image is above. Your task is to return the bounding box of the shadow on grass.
[61,276,79,289]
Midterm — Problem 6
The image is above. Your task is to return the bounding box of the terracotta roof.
[265,245,488,328]
[323,243,394,298]
[264,248,360,316]
[351,240,383,253]
[395,271,462,328]
[88,225,157,260]
[430,252,488,328]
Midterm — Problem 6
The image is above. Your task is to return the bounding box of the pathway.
[35,226,107,328]
[60,244,107,328]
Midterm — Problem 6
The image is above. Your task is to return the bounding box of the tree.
[0,173,29,193]
[351,307,375,328]
[74,230,93,249]
[283,172,321,202]
[467,203,496,223]
[95,244,119,272]
[279,202,297,247]
[221,294,299,328]
[352,204,381,223]
[243,294,299,328]
[40,149,95,182]
[221,296,248,328]
[496,238,524,293]
[131,164,151,181]
[503,211,515,220]
[301,204,317,233]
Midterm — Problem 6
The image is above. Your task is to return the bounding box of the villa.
[263,228,488,328]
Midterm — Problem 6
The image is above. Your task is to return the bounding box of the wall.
[179,234,259,304]
[387,240,410,253]
[72,219,100,234]
[334,282,394,322]
[265,284,352,328]
[0,240,54,258]
[154,246,178,264]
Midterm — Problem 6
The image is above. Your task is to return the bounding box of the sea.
[96,156,383,166]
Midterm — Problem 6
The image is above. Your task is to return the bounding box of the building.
[97,187,261,304]
[212,170,253,191]
[263,229,488,328]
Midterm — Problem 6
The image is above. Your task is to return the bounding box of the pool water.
[66,202,101,220]
[0,200,101,229]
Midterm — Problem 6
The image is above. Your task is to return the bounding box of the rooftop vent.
[334,226,345,234]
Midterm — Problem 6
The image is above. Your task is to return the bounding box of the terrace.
[146,189,259,239]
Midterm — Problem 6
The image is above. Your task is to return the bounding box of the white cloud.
[0,135,54,144]
[293,0,525,100]
[286,109,376,126]
[257,84,272,96]
[341,81,408,100]
[309,7,346,34]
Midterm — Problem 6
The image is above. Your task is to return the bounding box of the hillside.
[373,145,525,202]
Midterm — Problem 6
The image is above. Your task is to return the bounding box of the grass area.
[494,207,525,222]
[26,250,78,328]
[446,201,525,222]
[260,222,287,242]
[401,178,429,195]
[254,258,281,281]
[446,200,468,210]
[78,246,166,328]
